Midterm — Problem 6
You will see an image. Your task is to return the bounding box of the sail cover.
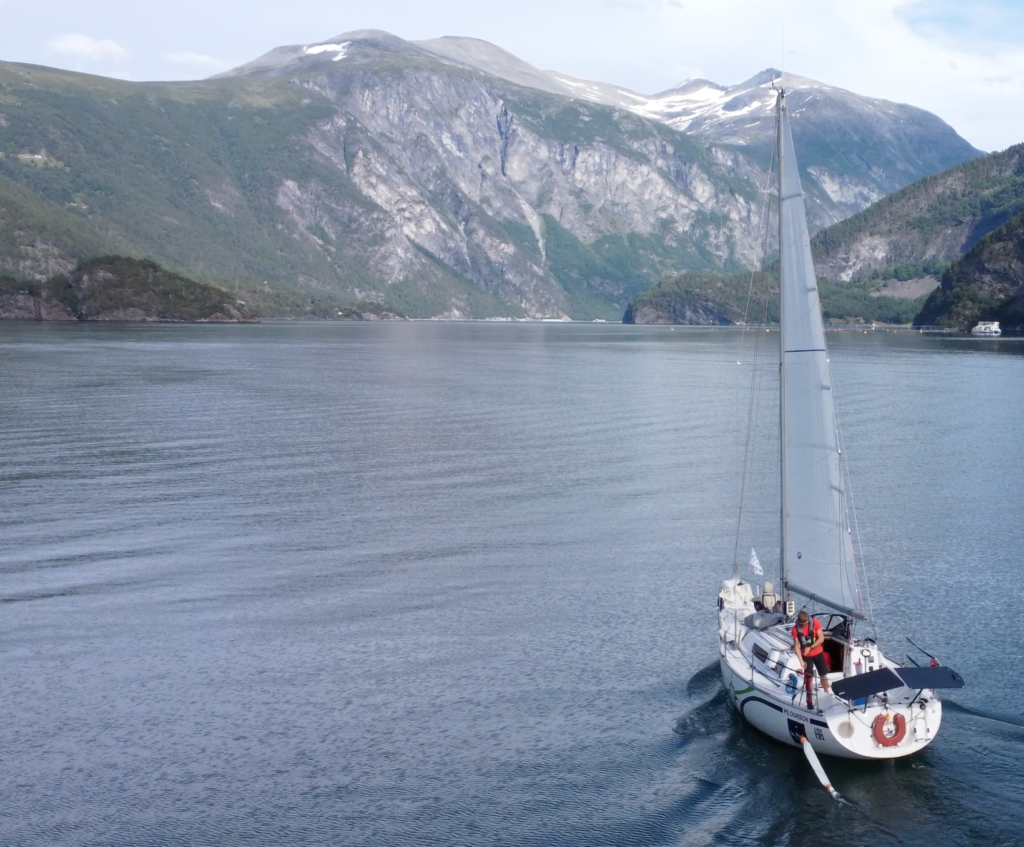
[778,94,863,619]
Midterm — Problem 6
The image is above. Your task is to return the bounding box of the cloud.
[46,34,129,62]
[163,52,231,71]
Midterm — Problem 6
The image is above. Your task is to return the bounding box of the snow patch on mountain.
[628,78,786,131]
[304,42,351,61]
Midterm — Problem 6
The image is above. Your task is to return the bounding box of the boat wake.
[941,698,1024,734]
[684,660,724,699]
[674,662,732,740]
[672,688,732,740]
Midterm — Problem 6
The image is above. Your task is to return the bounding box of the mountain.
[630,73,981,220]
[811,143,1024,285]
[914,211,1024,329]
[624,143,1024,327]
[402,41,981,226]
[413,37,576,99]
[0,38,773,319]
[413,36,653,110]
[0,31,983,319]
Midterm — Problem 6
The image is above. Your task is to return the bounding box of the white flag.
[749,548,763,576]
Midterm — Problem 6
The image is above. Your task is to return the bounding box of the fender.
[872,712,907,747]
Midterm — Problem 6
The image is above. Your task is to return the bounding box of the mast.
[777,89,788,607]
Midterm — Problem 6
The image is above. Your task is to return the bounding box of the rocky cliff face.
[232,32,772,317]
[396,41,981,230]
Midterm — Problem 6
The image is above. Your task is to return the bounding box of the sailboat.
[717,87,964,760]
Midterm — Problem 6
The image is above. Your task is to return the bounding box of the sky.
[1,0,1022,151]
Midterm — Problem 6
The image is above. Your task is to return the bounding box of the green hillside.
[0,255,257,321]
[0,169,131,272]
[623,268,924,325]
[915,212,1024,330]
[0,63,351,290]
[623,272,775,324]
[811,143,1024,282]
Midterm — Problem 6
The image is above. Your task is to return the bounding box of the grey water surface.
[1,321,1021,846]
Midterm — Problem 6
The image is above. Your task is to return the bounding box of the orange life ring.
[872,712,907,747]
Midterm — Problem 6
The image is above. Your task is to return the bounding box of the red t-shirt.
[792,618,823,657]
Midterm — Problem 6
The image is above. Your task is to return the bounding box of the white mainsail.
[777,93,863,619]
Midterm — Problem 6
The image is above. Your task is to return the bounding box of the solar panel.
[896,666,965,690]
[831,667,904,701]
[832,665,966,701]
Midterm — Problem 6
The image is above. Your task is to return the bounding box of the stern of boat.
[822,694,943,759]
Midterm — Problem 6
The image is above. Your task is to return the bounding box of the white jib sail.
[778,93,862,619]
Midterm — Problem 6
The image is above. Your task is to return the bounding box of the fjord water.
[1,322,1021,847]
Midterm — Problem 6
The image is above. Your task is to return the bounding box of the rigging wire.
[732,135,779,575]
[832,381,879,638]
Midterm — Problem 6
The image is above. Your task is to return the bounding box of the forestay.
[778,92,863,619]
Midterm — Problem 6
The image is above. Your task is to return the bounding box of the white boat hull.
[720,639,942,760]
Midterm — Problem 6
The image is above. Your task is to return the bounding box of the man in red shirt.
[792,610,832,694]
